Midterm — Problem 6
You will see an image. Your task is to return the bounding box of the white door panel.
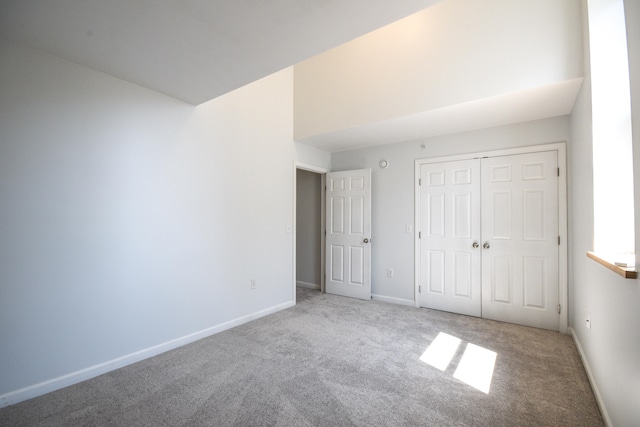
[417,149,561,331]
[481,151,559,330]
[419,159,482,317]
[325,169,371,300]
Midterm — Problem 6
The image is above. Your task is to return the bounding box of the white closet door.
[325,169,372,300]
[419,159,482,317]
[480,151,559,331]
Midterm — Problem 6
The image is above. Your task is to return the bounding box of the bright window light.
[453,343,497,394]
[419,332,461,371]
[589,0,635,258]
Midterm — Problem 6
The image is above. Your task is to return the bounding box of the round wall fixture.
[379,159,389,169]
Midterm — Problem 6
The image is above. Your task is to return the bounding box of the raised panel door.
[325,169,371,300]
[419,159,482,317]
[480,151,559,330]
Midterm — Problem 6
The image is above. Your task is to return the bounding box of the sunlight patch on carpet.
[419,332,461,371]
[420,333,497,394]
[453,343,497,393]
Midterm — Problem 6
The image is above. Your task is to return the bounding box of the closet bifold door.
[480,151,559,331]
[419,159,482,317]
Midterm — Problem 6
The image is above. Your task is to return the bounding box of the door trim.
[414,143,568,333]
[293,162,328,305]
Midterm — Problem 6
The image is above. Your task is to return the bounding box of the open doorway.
[295,165,326,300]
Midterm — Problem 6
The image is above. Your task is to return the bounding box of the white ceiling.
[0,0,440,105]
[299,78,584,152]
[0,0,583,153]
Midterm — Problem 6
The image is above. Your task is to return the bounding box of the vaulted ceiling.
[1,0,584,152]
[292,0,584,151]
[0,0,441,105]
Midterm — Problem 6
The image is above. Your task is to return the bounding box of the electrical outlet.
[584,307,591,330]
[251,279,256,290]
[387,268,394,278]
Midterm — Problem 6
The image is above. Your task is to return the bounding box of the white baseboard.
[296,281,320,290]
[0,300,295,409]
[569,327,612,427]
[372,294,415,307]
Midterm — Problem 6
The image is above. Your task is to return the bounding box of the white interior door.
[481,151,559,330]
[419,159,482,317]
[325,169,371,300]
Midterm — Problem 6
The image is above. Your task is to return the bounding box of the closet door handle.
[483,242,490,249]
[472,242,479,249]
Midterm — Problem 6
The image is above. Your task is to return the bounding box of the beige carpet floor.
[0,287,603,426]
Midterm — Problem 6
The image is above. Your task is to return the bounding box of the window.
[589,0,635,269]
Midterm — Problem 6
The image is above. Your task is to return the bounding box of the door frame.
[414,143,568,333]
[293,161,328,304]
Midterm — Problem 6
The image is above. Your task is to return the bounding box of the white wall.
[568,1,640,425]
[294,0,582,140]
[296,170,322,287]
[0,40,295,402]
[331,117,570,304]
[295,142,331,171]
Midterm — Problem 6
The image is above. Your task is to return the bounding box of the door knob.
[483,242,490,249]
[363,238,370,244]
[472,242,479,249]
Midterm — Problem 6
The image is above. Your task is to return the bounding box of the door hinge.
[557,167,560,177]
[557,304,561,314]
[558,236,560,245]
[419,231,422,239]
[419,285,422,293]
[419,178,422,186]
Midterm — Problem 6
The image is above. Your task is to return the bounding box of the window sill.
[586,252,637,279]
